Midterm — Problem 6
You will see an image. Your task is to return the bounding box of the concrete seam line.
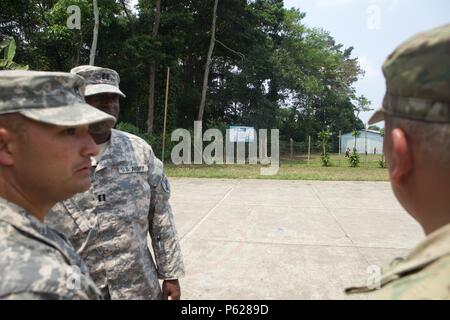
[180,179,242,242]
[310,184,372,267]
[182,238,411,250]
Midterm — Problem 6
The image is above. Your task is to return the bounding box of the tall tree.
[146,0,161,134]
[197,0,218,122]
[354,95,372,118]
[1,0,367,143]
[90,0,99,65]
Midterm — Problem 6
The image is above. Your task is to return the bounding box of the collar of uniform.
[0,196,74,264]
[380,223,450,280]
[0,196,47,233]
[346,223,450,294]
[95,129,132,171]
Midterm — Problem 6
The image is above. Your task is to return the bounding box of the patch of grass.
[165,154,389,181]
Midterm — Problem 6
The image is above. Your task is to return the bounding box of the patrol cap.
[0,70,116,127]
[70,65,126,98]
[369,24,450,124]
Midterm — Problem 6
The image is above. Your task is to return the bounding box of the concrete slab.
[171,202,217,239]
[331,208,424,249]
[226,180,324,208]
[180,239,369,300]
[167,178,425,300]
[187,204,353,247]
[170,178,238,204]
[310,181,404,211]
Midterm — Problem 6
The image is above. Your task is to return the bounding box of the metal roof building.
[340,130,384,155]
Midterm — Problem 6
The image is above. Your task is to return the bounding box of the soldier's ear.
[0,128,15,166]
[389,128,413,188]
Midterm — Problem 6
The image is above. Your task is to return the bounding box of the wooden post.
[161,67,170,162]
[365,126,368,167]
[339,130,341,167]
[308,135,311,164]
[290,138,293,160]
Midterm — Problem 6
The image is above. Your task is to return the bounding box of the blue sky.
[283,0,450,125]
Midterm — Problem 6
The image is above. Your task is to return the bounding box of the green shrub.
[318,130,331,167]
[378,154,386,168]
[320,153,331,167]
[115,122,174,160]
[349,149,360,167]
[115,122,141,136]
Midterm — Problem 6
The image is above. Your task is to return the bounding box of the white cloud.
[369,0,404,12]
[315,0,357,8]
[387,0,403,13]
[358,55,378,79]
[313,0,403,11]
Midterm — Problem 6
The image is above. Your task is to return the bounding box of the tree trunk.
[147,0,161,134]
[119,0,134,28]
[197,0,219,122]
[89,0,99,66]
[74,30,82,67]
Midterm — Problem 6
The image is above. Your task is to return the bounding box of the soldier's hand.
[162,279,181,300]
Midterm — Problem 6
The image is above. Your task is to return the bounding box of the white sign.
[229,126,256,143]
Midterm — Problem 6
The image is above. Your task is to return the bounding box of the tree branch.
[215,39,245,61]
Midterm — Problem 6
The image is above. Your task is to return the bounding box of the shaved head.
[385,116,450,167]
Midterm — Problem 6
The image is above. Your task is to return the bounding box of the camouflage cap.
[70,65,126,98]
[369,23,450,124]
[0,70,116,127]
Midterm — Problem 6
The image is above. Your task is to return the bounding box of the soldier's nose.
[82,132,100,157]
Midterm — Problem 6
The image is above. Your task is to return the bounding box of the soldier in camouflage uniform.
[0,70,115,299]
[45,66,185,300]
[346,24,450,299]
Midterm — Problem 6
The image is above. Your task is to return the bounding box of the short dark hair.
[0,113,28,138]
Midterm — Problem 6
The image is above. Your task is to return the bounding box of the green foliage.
[2,37,15,60]
[378,154,386,168]
[349,129,361,167]
[0,37,29,70]
[320,153,331,167]
[115,121,174,160]
[166,154,390,181]
[115,122,142,136]
[351,129,360,150]
[1,0,365,138]
[354,95,372,112]
[318,130,331,167]
[351,129,361,138]
[349,150,360,168]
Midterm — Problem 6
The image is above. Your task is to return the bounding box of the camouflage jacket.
[45,129,185,300]
[0,197,102,300]
[346,223,450,299]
